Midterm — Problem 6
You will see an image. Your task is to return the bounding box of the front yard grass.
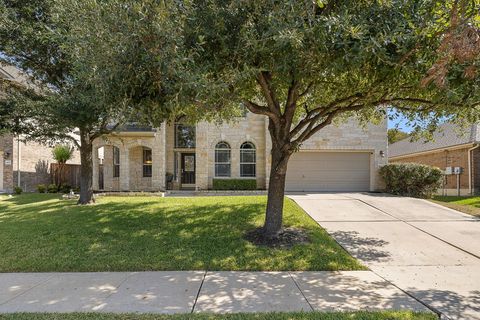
[0,312,437,320]
[431,196,480,218]
[0,194,364,272]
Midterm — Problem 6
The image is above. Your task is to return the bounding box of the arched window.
[113,146,120,178]
[215,141,231,177]
[240,142,256,177]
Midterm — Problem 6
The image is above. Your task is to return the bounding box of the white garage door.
[285,152,371,192]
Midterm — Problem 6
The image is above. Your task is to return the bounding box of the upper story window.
[113,146,120,178]
[215,141,231,177]
[143,148,152,177]
[175,123,196,148]
[240,142,256,177]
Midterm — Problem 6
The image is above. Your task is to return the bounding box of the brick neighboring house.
[92,115,388,192]
[0,64,80,193]
[389,123,480,196]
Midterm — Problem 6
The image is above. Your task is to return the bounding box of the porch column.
[152,123,166,190]
[92,146,99,191]
[120,147,130,191]
[195,122,209,190]
[103,146,113,191]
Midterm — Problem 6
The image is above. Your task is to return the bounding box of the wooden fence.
[50,163,81,189]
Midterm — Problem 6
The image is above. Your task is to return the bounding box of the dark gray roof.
[389,123,480,158]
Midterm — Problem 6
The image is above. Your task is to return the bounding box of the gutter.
[389,143,475,160]
[468,144,479,195]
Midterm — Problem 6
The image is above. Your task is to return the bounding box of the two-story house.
[92,115,387,192]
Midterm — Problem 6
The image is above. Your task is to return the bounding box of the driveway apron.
[289,192,480,320]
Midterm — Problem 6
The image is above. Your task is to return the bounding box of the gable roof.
[389,122,479,158]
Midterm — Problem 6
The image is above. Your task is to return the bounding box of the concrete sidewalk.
[0,271,430,314]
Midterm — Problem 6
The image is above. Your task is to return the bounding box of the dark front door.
[181,153,196,185]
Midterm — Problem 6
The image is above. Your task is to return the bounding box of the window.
[240,142,256,177]
[143,148,152,177]
[175,123,196,148]
[113,146,120,178]
[215,141,231,177]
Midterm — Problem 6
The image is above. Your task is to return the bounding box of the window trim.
[113,146,120,178]
[215,141,231,177]
[143,147,152,178]
[240,142,256,178]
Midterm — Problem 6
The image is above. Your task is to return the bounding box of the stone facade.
[93,113,387,192]
[390,145,478,196]
[0,135,81,192]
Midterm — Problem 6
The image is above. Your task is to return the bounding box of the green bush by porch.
[212,179,257,190]
[0,194,364,272]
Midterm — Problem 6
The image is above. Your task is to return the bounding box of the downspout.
[468,144,479,195]
[16,136,21,187]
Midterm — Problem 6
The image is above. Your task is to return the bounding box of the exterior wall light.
[379,150,385,158]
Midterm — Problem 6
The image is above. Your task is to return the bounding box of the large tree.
[0,0,167,203]
[164,0,478,239]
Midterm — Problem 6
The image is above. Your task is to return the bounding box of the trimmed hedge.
[379,163,443,198]
[212,179,257,190]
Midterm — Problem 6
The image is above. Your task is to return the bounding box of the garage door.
[285,152,371,192]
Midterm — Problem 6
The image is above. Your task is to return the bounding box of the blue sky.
[388,115,414,132]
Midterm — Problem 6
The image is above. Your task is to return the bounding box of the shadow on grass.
[0,194,362,272]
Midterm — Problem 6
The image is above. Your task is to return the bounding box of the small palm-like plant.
[52,145,74,186]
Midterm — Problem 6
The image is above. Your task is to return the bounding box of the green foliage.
[52,145,74,164]
[0,311,438,320]
[36,184,47,193]
[212,179,257,190]
[388,129,410,144]
[59,184,72,194]
[47,184,58,193]
[13,186,22,195]
[380,163,443,198]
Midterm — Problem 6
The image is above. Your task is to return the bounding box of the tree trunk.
[263,146,290,238]
[78,130,95,205]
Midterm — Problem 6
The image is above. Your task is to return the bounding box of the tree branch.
[256,71,281,116]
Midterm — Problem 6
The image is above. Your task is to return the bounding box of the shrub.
[213,179,257,190]
[13,186,22,195]
[37,184,47,193]
[47,184,59,193]
[379,163,443,198]
[59,184,72,194]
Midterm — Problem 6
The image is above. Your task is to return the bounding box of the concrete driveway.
[289,193,480,320]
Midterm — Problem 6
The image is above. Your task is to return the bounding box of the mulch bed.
[244,227,310,249]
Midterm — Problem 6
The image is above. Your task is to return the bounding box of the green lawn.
[0,194,364,272]
[431,196,480,218]
[0,312,437,320]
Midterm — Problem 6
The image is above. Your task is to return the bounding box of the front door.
[181,153,196,186]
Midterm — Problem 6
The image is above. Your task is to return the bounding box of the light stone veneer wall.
[93,124,165,192]
[196,113,267,190]
[93,114,387,191]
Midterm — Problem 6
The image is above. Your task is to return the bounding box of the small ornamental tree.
[159,0,478,239]
[52,144,74,186]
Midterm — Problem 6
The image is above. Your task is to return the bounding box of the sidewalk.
[0,271,430,314]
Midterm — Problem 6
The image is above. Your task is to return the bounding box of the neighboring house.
[0,64,80,193]
[92,116,387,192]
[389,123,480,196]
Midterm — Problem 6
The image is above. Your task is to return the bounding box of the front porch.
[92,123,202,192]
